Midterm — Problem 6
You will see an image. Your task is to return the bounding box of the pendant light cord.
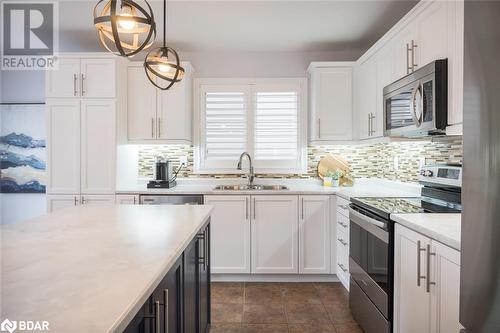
[163,0,167,47]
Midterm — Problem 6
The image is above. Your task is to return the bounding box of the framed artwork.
[0,104,46,193]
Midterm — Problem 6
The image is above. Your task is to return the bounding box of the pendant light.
[144,0,184,90]
[93,0,156,57]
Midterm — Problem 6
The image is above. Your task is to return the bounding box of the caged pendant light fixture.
[93,0,156,57]
[144,0,184,90]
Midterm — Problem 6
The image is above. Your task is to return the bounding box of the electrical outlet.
[179,155,188,166]
[393,156,399,171]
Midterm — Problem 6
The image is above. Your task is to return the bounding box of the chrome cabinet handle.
[338,221,347,228]
[411,40,418,71]
[164,289,169,333]
[340,204,348,210]
[155,300,161,333]
[205,226,209,270]
[157,118,161,138]
[301,198,304,220]
[81,74,85,95]
[417,240,427,287]
[151,118,155,138]
[337,238,348,246]
[74,196,78,206]
[81,196,85,204]
[253,198,256,220]
[368,113,371,136]
[338,263,348,272]
[317,118,321,139]
[426,244,436,293]
[369,113,375,136]
[406,43,412,74]
[245,197,249,220]
[73,74,78,96]
[133,196,136,204]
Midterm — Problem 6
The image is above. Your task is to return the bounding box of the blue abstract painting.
[0,104,46,193]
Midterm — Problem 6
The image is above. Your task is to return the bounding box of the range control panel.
[418,165,462,187]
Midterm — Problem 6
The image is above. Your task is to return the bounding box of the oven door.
[384,72,437,137]
[349,206,390,318]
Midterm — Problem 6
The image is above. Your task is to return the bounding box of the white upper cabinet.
[80,59,116,98]
[127,62,194,143]
[46,56,116,98]
[46,58,81,98]
[80,100,116,194]
[205,195,251,274]
[46,100,81,194]
[356,57,378,140]
[127,66,157,140]
[251,195,299,274]
[308,63,353,143]
[299,195,330,274]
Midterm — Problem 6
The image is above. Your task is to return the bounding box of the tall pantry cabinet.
[46,54,124,211]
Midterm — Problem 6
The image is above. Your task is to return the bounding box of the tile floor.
[209,282,363,333]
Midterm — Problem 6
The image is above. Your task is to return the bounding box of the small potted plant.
[330,169,344,187]
[323,171,333,187]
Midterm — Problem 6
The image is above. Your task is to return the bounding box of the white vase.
[323,177,333,187]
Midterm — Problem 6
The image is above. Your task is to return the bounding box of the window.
[194,78,307,174]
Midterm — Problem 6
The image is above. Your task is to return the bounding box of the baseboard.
[211,274,340,283]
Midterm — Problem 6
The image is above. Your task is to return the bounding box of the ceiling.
[59,0,417,57]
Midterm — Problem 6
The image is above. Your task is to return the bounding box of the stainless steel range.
[348,164,462,333]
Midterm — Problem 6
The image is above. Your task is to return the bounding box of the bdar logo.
[0,319,17,333]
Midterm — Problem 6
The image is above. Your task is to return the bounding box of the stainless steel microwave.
[383,59,448,137]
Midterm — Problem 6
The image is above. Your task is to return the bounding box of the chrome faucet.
[237,152,254,185]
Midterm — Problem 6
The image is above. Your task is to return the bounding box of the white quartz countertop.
[1,205,213,333]
[116,178,422,200]
[391,213,461,250]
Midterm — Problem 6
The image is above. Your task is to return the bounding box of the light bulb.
[118,13,135,30]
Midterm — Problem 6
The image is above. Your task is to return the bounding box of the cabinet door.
[80,195,115,206]
[251,195,298,274]
[330,196,338,274]
[430,241,461,333]
[392,24,418,80]
[416,1,450,69]
[394,224,431,333]
[47,195,80,212]
[375,45,395,138]
[46,58,81,98]
[204,195,250,273]
[127,66,158,141]
[157,256,183,333]
[158,74,192,143]
[447,0,464,127]
[183,237,198,333]
[81,59,116,98]
[299,195,330,274]
[46,99,81,194]
[115,195,139,205]
[310,67,352,141]
[358,58,377,140]
[80,100,116,194]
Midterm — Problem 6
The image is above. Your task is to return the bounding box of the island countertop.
[1,205,213,333]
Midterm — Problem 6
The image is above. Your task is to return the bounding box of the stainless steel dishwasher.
[139,195,204,205]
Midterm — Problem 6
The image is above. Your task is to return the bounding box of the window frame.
[193,78,308,174]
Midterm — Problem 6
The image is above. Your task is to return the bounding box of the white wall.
[0,70,47,224]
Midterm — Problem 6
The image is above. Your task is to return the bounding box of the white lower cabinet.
[394,224,461,333]
[205,195,251,274]
[336,196,350,289]
[115,195,139,205]
[251,195,299,274]
[299,195,330,274]
[47,194,80,212]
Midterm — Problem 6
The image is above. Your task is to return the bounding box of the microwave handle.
[410,82,424,127]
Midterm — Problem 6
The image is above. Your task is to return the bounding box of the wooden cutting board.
[317,154,351,185]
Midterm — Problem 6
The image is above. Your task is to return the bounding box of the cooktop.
[351,197,462,220]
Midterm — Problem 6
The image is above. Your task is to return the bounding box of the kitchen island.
[1,205,213,333]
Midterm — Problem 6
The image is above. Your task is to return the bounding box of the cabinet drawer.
[337,227,349,249]
[337,197,350,217]
[337,213,349,232]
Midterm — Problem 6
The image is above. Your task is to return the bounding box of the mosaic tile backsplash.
[137,139,462,183]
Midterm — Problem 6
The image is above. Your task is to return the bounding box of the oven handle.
[348,206,389,244]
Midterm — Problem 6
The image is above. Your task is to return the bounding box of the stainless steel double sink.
[213,184,289,191]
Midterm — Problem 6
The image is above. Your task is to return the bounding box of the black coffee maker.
[147,156,181,189]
